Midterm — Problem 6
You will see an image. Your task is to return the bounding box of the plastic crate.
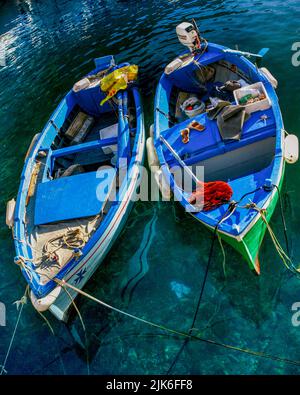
[233,82,271,114]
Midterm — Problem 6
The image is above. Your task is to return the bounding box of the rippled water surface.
[1,0,300,375]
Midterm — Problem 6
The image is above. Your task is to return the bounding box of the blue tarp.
[34,168,116,225]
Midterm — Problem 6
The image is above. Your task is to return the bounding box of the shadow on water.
[1,0,300,375]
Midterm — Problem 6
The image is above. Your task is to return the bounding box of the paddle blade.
[258,48,270,58]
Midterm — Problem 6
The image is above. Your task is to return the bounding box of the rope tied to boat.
[167,203,237,373]
[0,286,29,375]
[237,181,300,276]
[14,256,34,282]
[49,276,300,370]
[245,201,296,272]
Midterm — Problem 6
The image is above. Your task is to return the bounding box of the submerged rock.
[170,281,191,299]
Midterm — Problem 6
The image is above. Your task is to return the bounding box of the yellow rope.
[44,229,87,256]
[61,286,90,375]
[52,278,300,368]
[217,232,227,277]
[36,309,55,336]
[250,204,293,270]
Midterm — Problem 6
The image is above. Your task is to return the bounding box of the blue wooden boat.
[151,22,298,274]
[7,55,145,321]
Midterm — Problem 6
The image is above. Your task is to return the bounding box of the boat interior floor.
[53,110,118,177]
[29,215,102,284]
[24,108,120,283]
[163,59,276,185]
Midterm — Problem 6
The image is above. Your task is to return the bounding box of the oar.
[160,135,200,185]
[223,47,269,59]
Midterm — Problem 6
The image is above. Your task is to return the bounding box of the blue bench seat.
[34,168,116,225]
[162,108,276,167]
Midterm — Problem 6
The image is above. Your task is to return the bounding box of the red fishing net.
[189,181,233,211]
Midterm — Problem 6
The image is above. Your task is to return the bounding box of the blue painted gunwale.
[14,57,144,298]
[154,42,284,237]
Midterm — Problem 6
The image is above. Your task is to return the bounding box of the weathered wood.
[26,161,42,206]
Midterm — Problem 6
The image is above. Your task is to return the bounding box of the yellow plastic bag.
[100,65,138,106]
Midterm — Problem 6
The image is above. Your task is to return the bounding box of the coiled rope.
[43,229,87,260]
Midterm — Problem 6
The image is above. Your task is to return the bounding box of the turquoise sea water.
[1,0,300,375]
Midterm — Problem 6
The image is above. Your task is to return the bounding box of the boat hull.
[49,167,142,321]
[12,55,145,321]
[192,162,285,274]
[153,41,287,273]
[32,119,145,321]
[50,115,145,321]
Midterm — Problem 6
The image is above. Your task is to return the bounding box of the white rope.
[14,256,34,282]
[0,287,28,375]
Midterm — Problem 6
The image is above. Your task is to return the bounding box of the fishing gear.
[223,47,270,59]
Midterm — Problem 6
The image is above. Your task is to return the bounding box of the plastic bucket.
[181,97,205,118]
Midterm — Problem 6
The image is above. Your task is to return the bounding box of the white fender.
[284,134,299,164]
[72,77,91,92]
[149,124,154,138]
[6,199,16,229]
[154,169,172,200]
[146,136,160,171]
[260,67,278,89]
[31,286,62,312]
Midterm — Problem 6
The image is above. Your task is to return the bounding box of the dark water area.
[1,0,300,375]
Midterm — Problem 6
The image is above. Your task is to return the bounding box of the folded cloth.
[207,100,231,120]
[217,105,250,140]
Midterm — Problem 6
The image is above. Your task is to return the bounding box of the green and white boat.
[149,22,298,273]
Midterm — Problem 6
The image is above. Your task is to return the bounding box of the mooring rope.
[167,204,236,374]
[166,225,219,374]
[60,286,90,375]
[242,199,296,275]
[14,256,34,282]
[42,229,87,263]
[51,277,300,369]
[273,184,290,255]
[9,183,300,372]
[36,310,67,375]
[0,286,29,375]
[217,232,227,277]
